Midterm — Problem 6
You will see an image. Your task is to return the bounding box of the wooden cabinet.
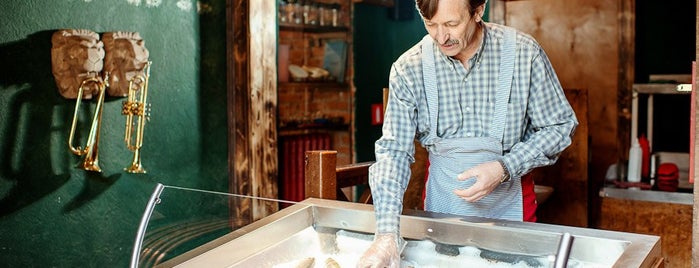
[598,189,692,267]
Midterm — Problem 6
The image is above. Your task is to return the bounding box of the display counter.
[599,187,692,205]
[130,184,662,268]
[599,186,692,267]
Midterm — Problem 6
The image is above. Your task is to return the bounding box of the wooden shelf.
[279,124,350,135]
[279,81,348,90]
[279,22,349,33]
[277,0,354,164]
[633,83,692,95]
[353,0,394,7]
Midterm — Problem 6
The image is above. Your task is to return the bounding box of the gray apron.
[421,27,523,221]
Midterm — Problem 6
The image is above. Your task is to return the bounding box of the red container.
[656,163,679,192]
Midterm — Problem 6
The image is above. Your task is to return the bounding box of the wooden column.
[228,0,279,225]
[228,0,250,227]
[248,0,278,219]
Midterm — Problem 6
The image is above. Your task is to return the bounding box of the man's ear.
[475,5,486,22]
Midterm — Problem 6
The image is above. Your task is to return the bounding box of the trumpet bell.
[80,156,101,172]
[125,147,146,173]
[125,163,146,174]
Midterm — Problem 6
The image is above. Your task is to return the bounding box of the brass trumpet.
[67,74,108,172]
[122,61,152,173]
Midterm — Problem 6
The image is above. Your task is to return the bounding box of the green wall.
[353,3,426,162]
[0,0,228,266]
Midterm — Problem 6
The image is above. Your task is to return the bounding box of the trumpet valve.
[122,100,141,115]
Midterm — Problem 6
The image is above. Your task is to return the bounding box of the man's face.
[423,0,481,58]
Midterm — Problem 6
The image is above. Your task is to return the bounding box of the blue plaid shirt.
[369,23,578,233]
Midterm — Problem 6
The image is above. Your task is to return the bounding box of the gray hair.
[415,0,487,19]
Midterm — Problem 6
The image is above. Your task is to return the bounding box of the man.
[357,0,578,267]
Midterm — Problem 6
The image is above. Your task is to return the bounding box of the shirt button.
[466,132,473,137]
[465,107,471,112]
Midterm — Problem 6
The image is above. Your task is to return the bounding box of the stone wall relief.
[102,31,150,97]
[51,29,150,99]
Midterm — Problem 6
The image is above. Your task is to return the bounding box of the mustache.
[441,39,459,46]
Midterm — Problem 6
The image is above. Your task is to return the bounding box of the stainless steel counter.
[599,186,693,205]
[157,198,661,268]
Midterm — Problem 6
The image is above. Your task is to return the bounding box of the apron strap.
[421,35,439,145]
[421,27,517,144]
[489,27,517,142]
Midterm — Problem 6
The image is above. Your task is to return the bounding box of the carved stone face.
[51,29,105,99]
[102,32,150,97]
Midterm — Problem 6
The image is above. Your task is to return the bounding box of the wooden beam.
[229,0,279,225]
[228,0,252,227]
[249,0,279,219]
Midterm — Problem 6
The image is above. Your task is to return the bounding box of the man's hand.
[357,233,401,268]
[453,161,505,202]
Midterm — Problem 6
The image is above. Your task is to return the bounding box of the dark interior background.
[634,0,695,153]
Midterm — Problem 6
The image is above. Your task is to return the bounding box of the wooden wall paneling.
[532,89,589,227]
[501,0,619,227]
[615,0,635,228]
[599,198,692,267]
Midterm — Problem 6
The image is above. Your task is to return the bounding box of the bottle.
[331,4,339,27]
[627,138,642,184]
[638,134,650,181]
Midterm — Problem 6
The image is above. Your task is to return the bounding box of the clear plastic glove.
[356,233,402,268]
[453,160,505,202]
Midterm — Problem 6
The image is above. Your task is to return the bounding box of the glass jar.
[331,4,340,27]
[305,2,318,25]
[318,3,327,26]
[290,0,303,24]
[278,0,288,23]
